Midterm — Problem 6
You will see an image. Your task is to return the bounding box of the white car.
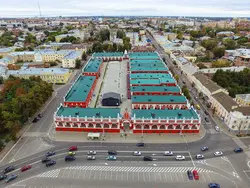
[196,154,204,159]
[214,151,223,156]
[133,151,142,156]
[87,155,96,160]
[164,151,173,156]
[175,155,185,160]
[88,151,97,155]
[215,126,220,132]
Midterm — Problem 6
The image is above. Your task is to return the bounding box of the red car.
[21,165,32,172]
[69,146,78,151]
[193,170,199,180]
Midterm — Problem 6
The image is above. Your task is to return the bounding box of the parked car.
[65,156,76,162]
[193,170,199,180]
[205,117,210,123]
[214,151,223,157]
[20,165,32,172]
[215,126,220,132]
[3,166,15,174]
[5,174,17,183]
[234,148,243,153]
[205,111,209,115]
[208,183,220,188]
[68,152,76,156]
[187,170,193,180]
[46,151,56,157]
[175,155,185,161]
[108,151,117,155]
[0,174,7,181]
[106,156,117,161]
[164,151,173,156]
[201,146,209,151]
[136,143,145,147]
[41,157,50,163]
[46,160,56,167]
[38,114,42,118]
[87,155,96,160]
[196,154,204,159]
[32,117,39,123]
[133,151,142,156]
[143,156,153,161]
[88,151,97,155]
[69,146,78,151]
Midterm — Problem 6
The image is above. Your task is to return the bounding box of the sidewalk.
[55,123,206,144]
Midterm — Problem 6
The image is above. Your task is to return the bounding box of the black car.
[234,148,243,153]
[3,166,15,174]
[201,146,209,151]
[46,151,56,157]
[38,114,42,118]
[136,143,145,147]
[143,156,153,161]
[205,111,209,115]
[41,157,50,163]
[187,170,193,180]
[108,151,117,155]
[205,117,210,122]
[65,155,76,161]
[46,160,56,167]
[0,174,7,181]
[32,117,39,123]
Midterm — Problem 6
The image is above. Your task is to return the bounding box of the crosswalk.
[232,138,248,149]
[64,165,211,173]
[23,132,48,137]
[37,169,60,178]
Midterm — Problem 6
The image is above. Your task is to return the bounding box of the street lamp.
[141,125,144,142]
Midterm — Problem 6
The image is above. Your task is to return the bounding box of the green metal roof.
[130,66,169,71]
[65,76,95,102]
[130,78,175,85]
[129,52,160,59]
[130,62,165,68]
[130,59,163,64]
[83,58,102,73]
[132,109,199,119]
[130,73,172,79]
[93,52,124,57]
[132,95,187,103]
[57,106,121,118]
[131,86,181,93]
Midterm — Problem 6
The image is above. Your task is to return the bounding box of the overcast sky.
[0,0,249,17]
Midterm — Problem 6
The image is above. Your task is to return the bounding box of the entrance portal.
[123,122,130,131]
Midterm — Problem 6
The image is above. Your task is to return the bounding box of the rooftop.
[193,72,222,93]
[83,58,102,73]
[57,106,121,118]
[130,66,169,72]
[233,107,250,116]
[93,52,124,57]
[0,47,14,53]
[236,94,250,102]
[129,52,159,59]
[130,73,172,79]
[7,67,70,76]
[131,85,180,93]
[63,51,82,60]
[130,59,163,64]
[65,76,95,102]
[130,62,166,68]
[132,95,187,103]
[212,92,238,112]
[130,78,175,85]
[132,108,199,119]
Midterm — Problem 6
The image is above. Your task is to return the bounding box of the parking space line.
[179,173,184,182]
[83,169,87,179]
[200,172,206,182]
[169,172,173,182]
[175,172,179,182]
[67,169,71,178]
[207,172,213,182]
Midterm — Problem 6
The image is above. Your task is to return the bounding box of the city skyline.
[0,0,249,18]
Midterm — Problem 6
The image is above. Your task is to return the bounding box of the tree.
[75,59,81,69]
[197,63,208,69]
[60,36,77,43]
[211,59,231,68]
[99,29,110,42]
[0,76,3,84]
[116,30,126,39]
[92,42,103,52]
[82,52,87,60]
[213,47,225,58]
[174,74,179,82]
[223,38,237,50]
[182,85,191,100]
[112,43,117,51]
[201,39,219,51]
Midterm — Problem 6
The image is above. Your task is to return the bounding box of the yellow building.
[7,67,71,84]
[236,94,250,106]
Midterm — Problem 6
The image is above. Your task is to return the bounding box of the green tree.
[116,30,126,39]
[213,47,225,58]
[92,42,103,52]
[182,85,191,100]
[201,39,219,51]
[223,38,237,50]
[197,63,208,69]
[60,36,77,43]
[75,59,81,69]
[99,29,110,42]
[82,52,87,60]
[211,59,231,68]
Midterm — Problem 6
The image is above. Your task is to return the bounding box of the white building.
[62,51,82,68]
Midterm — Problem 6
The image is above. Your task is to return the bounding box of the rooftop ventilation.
[84,90,87,92]
[151,113,156,118]
[96,112,100,116]
[148,99,152,102]
[170,98,174,102]
[75,112,79,116]
[142,88,145,91]
[178,112,182,116]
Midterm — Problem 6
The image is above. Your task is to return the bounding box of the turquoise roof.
[130,62,165,68]
[132,95,187,103]
[131,86,180,93]
[130,59,163,64]
[65,76,95,102]
[130,66,169,71]
[129,52,159,59]
[57,106,121,118]
[130,78,175,85]
[130,73,172,79]
[132,109,199,119]
[93,52,123,57]
[83,58,102,73]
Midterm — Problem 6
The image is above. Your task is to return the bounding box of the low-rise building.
[62,51,82,68]
[235,94,250,106]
